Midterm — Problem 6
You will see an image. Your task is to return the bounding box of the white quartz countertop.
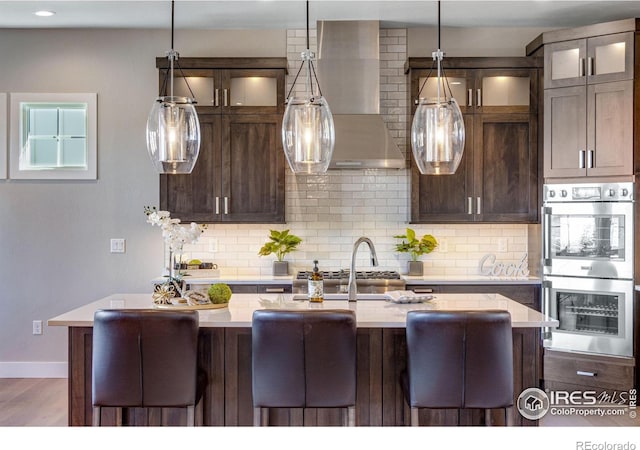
[49,292,557,329]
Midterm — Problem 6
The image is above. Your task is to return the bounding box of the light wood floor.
[0,378,638,427]
[0,378,67,426]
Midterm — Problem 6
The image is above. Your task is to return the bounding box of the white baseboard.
[0,362,67,378]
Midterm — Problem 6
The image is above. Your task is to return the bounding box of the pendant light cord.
[437,1,441,50]
[306,0,310,50]
[170,0,175,50]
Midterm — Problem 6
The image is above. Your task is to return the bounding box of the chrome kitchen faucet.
[348,237,379,301]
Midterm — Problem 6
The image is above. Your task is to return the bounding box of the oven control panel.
[544,182,634,202]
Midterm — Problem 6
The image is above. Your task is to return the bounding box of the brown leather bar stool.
[92,309,206,426]
[402,310,514,426]
[251,309,357,426]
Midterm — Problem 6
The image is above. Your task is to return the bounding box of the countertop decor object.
[394,227,438,275]
[410,0,465,175]
[281,0,335,174]
[146,0,201,174]
[145,206,206,299]
[258,229,302,276]
[154,302,227,311]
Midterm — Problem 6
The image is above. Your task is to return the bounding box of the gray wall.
[0,25,549,375]
[0,28,285,374]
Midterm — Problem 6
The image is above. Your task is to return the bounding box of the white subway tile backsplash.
[168,29,532,278]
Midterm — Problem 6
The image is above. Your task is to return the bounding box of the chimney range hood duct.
[316,20,405,169]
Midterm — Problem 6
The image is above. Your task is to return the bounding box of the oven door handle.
[542,206,552,268]
[542,279,553,340]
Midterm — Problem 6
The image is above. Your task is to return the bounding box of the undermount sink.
[292,293,388,301]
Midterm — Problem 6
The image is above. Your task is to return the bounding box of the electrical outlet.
[438,238,448,253]
[497,238,508,252]
[208,238,218,253]
[110,238,126,253]
[33,320,42,335]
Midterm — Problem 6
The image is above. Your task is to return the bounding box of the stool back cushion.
[92,309,199,408]
[406,310,513,409]
[252,309,356,408]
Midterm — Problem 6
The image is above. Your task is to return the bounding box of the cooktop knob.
[548,190,555,198]
[608,189,616,197]
[621,188,629,197]
[560,190,567,198]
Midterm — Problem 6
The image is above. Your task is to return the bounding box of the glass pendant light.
[411,1,465,175]
[282,1,335,174]
[146,0,200,174]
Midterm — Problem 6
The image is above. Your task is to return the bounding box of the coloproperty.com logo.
[517,387,637,420]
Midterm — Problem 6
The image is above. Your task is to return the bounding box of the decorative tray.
[153,302,228,311]
[384,290,434,304]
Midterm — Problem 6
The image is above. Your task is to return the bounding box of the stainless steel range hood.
[316,20,406,169]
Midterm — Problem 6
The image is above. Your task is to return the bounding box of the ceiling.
[0,1,638,30]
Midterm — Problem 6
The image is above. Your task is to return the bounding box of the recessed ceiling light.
[34,10,56,17]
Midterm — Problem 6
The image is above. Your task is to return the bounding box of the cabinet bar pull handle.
[476,197,482,215]
[215,197,220,215]
[579,58,585,77]
[542,206,552,266]
[587,57,593,76]
[476,89,481,107]
[587,150,594,169]
[214,89,219,107]
[265,288,285,293]
[467,197,473,214]
[577,370,597,377]
[412,288,433,293]
[224,89,229,106]
[578,150,586,169]
[224,196,229,215]
[468,89,473,106]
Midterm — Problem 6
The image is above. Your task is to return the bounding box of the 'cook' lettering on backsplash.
[479,253,530,277]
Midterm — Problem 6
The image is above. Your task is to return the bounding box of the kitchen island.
[49,292,557,426]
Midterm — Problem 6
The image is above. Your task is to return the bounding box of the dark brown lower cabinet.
[225,284,292,294]
[68,326,540,426]
[543,349,635,396]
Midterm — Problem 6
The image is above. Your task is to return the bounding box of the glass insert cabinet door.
[9,93,97,180]
[545,32,634,88]
[168,69,280,111]
[417,73,530,111]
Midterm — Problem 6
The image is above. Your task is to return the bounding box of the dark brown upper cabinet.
[407,57,541,224]
[157,58,287,223]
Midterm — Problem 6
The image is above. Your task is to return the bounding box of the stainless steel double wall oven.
[542,182,634,357]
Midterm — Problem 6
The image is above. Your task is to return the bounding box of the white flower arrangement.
[144,206,206,255]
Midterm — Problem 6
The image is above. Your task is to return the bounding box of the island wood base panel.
[68,327,539,426]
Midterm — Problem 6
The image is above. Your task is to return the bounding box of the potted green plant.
[258,229,302,276]
[394,228,438,276]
